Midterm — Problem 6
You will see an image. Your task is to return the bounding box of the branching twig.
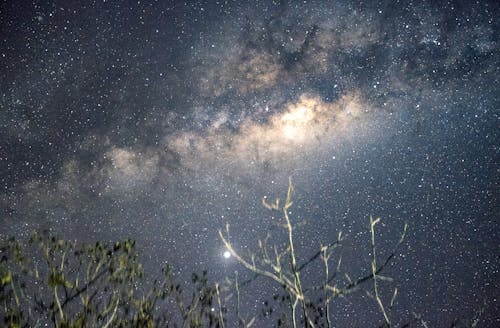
[370,216,390,326]
[220,179,317,328]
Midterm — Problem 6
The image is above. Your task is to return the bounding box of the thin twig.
[215,282,225,328]
[370,216,390,326]
[103,295,120,328]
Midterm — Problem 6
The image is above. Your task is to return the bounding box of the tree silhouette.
[0,232,221,327]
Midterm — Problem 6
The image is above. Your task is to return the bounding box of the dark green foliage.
[0,232,222,328]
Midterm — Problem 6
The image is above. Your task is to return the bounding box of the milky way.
[1,0,498,326]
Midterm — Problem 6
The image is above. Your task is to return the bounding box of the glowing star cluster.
[166,92,374,179]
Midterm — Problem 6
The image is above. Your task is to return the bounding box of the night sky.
[1,0,499,326]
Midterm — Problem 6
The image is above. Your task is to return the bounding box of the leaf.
[1,270,12,285]
[376,275,394,282]
[48,270,73,288]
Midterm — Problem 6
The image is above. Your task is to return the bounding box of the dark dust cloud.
[1,0,498,326]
